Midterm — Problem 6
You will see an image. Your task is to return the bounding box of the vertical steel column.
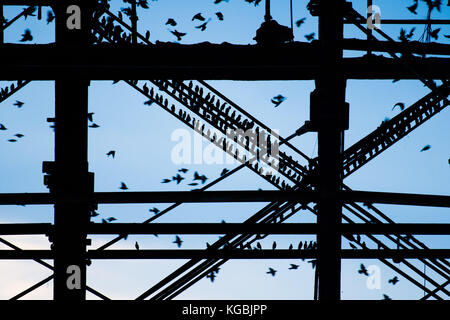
[53,0,91,301]
[316,0,347,302]
[0,5,4,44]
[131,0,138,45]
[265,0,272,22]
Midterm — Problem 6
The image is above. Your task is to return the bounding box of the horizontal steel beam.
[1,249,449,260]
[0,190,449,207]
[1,223,449,235]
[342,39,450,55]
[0,44,448,80]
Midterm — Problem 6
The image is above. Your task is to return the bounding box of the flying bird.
[271,94,286,107]
[144,99,153,106]
[388,276,399,285]
[407,1,418,14]
[0,124,7,130]
[289,264,299,270]
[14,134,24,138]
[13,100,24,108]
[106,217,117,222]
[173,235,183,248]
[220,168,229,176]
[149,207,160,214]
[20,29,33,42]
[161,178,172,183]
[206,272,216,282]
[23,6,36,19]
[137,0,149,9]
[47,10,55,24]
[178,168,189,173]
[266,267,277,276]
[430,28,441,40]
[188,182,199,186]
[358,263,369,276]
[382,294,392,300]
[119,182,128,190]
[8,139,17,143]
[172,173,185,184]
[392,102,405,111]
[170,30,187,41]
[195,19,211,31]
[304,32,316,41]
[89,123,100,128]
[214,0,229,3]
[192,13,206,21]
[193,171,208,184]
[106,150,116,158]
[420,144,431,152]
[87,112,95,122]
[166,18,177,26]
[216,12,224,20]
[296,17,306,27]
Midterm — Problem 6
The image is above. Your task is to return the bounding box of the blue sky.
[0,0,449,300]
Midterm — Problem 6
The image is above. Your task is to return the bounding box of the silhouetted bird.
[220,168,229,176]
[214,0,229,3]
[256,242,262,250]
[23,6,36,19]
[86,112,94,122]
[20,29,33,42]
[0,124,7,130]
[188,182,199,186]
[196,19,211,31]
[271,95,286,107]
[149,207,160,214]
[388,276,399,285]
[166,18,177,26]
[106,217,117,222]
[173,235,183,247]
[216,12,224,20]
[192,13,205,21]
[161,178,171,183]
[289,264,299,270]
[193,171,208,184]
[295,17,306,27]
[170,30,186,41]
[272,241,277,250]
[178,168,189,173]
[145,30,150,40]
[172,173,185,184]
[407,1,418,14]
[119,182,128,190]
[135,241,140,250]
[137,0,149,9]
[392,102,405,111]
[304,32,316,41]
[14,100,24,108]
[266,267,277,276]
[430,28,441,40]
[90,211,99,217]
[358,263,369,276]
[47,10,55,24]
[382,294,392,300]
[420,144,431,152]
[207,272,216,282]
[89,123,100,128]
[8,139,17,143]
[106,150,116,158]
[14,134,24,138]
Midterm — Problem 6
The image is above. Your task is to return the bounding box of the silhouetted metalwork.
[0,0,448,303]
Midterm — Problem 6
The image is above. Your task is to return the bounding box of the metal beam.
[0,45,449,80]
[1,190,449,206]
[2,249,450,260]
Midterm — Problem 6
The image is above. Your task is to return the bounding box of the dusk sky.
[0,0,449,300]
